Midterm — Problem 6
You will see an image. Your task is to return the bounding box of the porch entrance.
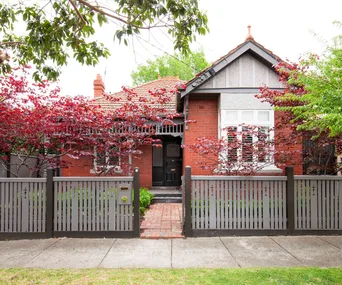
[152,137,182,187]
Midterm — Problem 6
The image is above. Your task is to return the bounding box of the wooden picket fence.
[190,177,287,230]
[0,169,140,240]
[53,177,134,233]
[0,178,46,234]
[294,176,342,230]
[183,166,342,237]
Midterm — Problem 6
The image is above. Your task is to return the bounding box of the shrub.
[132,187,154,216]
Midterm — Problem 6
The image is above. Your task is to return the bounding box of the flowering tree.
[0,66,180,177]
[186,125,276,175]
[0,66,101,176]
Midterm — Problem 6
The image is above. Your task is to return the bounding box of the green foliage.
[0,1,208,81]
[139,187,154,209]
[131,50,209,85]
[132,187,154,215]
[279,22,342,137]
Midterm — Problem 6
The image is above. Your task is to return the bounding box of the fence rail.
[183,166,342,237]
[0,170,140,240]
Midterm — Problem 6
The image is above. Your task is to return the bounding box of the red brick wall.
[61,155,95,176]
[132,145,152,188]
[62,145,153,187]
[274,110,303,175]
[183,96,218,175]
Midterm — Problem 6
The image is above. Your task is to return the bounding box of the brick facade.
[274,111,303,175]
[132,145,153,188]
[62,145,153,187]
[183,96,218,175]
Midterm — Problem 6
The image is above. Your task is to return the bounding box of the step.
[152,196,182,203]
[150,188,183,203]
[150,186,180,190]
[149,189,182,197]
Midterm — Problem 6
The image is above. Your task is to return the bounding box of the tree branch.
[68,0,87,33]
[74,0,168,30]
[0,41,24,47]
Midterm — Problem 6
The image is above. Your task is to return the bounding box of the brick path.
[140,203,184,239]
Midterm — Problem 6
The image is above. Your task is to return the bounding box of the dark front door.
[152,138,182,186]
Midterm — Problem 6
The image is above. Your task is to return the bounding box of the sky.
[58,0,342,98]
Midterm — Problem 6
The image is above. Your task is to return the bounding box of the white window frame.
[220,109,279,170]
[91,146,122,174]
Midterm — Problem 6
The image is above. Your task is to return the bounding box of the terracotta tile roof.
[93,76,184,112]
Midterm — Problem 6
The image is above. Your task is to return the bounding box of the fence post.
[286,166,295,235]
[184,166,192,237]
[46,168,54,238]
[133,167,140,237]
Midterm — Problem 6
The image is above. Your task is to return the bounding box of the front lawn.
[0,268,341,284]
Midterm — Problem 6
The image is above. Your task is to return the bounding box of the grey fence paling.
[190,176,287,231]
[54,177,133,234]
[0,168,140,240]
[294,176,342,230]
[183,166,342,237]
[0,178,46,235]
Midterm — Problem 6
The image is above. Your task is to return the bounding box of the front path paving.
[140,203,183,239]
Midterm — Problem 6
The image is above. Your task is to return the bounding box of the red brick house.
[181,29,302,176]
[63,30,304,187]
[62,76,185,188]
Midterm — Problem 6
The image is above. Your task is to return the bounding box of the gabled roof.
[93,76,184,111]
[180,38,282,97]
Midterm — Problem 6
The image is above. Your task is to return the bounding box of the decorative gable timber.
[199,53,282,89]
[180,40,283,98]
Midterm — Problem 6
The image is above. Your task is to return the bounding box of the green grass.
[0,268,341,285]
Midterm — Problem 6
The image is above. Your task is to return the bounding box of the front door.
[152,138,182,186]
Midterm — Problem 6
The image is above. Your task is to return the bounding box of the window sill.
[90,165,123,174]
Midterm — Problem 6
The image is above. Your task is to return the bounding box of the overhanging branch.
[74,0,168,30]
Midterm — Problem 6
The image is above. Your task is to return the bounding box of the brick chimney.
[93,74,105,98]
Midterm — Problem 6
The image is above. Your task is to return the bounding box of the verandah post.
[46,168,54,238]
[184,166,192,237]
[285,166,295,235]
[133,167,140,237]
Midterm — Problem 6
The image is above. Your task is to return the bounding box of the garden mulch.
[140,203,184,239]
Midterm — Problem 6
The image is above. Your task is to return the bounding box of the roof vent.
[246,25,254,41]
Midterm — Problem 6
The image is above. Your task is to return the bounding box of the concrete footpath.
[0,236,342,268]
